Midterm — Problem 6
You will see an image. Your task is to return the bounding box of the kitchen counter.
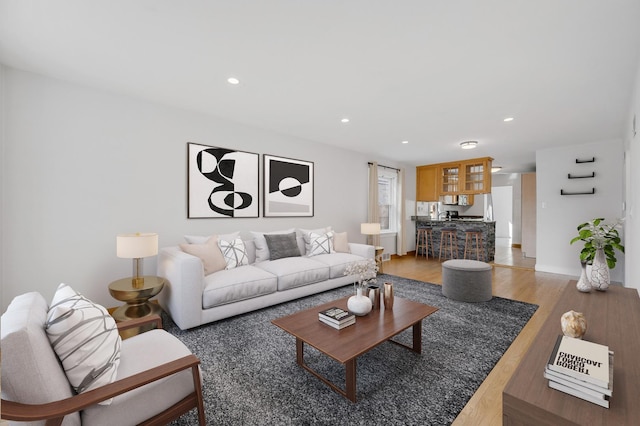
[412,217,495,261]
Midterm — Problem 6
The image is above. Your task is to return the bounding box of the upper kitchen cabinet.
[461,157,492,194]
[416,165,439,201]
[440,163,460,195]
[416,156,493,199]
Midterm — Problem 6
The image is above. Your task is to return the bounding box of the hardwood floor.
[383,253,571,425]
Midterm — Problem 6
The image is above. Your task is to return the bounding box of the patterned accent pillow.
[264,232,301,260]
[307,231,335,257]
[218,237,249,269]
[45,283,121,402]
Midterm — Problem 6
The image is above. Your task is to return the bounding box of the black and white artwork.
[188,143,259,218]
[263,154,314,217]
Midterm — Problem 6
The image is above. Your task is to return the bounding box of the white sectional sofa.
[157,228,375,330]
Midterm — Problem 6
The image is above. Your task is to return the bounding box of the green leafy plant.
[570,218,625,269]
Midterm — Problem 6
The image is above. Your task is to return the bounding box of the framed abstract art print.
[263,154,314,217]
[187,142,259,218]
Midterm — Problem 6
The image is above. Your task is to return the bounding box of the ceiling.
[2,1,640,173]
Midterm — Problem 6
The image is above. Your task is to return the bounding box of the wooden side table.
[108,275,165,321]
[375,246,384,274]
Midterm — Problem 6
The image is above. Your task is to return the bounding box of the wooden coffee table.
[271,296,438,402]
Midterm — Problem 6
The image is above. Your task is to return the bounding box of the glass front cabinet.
[417,157,493,200]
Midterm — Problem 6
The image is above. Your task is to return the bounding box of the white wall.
[536,140,625,282]
[0,67,409,311]
[623,56,640,292]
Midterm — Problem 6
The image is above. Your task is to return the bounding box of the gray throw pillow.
[264,232,301,260]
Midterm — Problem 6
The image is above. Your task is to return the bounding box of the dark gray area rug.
[166,274,537,425]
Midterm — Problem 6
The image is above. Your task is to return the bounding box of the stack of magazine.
[318,307,355,330]
[544,335,614,408]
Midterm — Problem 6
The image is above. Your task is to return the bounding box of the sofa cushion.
[1,292,81,426]
[46,283,121,398]
[305,231,335,257]
[82,329,196,425]
[218,237,250,269]
[264,232,301,260]
[252,229,295,262]
[179,235,227,275]
[333,231,351,253]
[203,265,278,308]
[309,252,368,279]
[256,257,330,291]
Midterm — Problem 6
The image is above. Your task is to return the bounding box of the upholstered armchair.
[1,291,205,425]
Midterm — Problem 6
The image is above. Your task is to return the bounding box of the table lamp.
[117,232,158,288]
[361,222,381,246]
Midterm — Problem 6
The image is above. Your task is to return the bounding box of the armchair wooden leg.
[192,365,206,426]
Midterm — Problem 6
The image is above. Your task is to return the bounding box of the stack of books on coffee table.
[318,307,355,329]
[544,335,614,408]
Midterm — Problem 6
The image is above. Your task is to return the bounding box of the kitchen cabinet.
[461,158,492,194]
[440,164,459,195]
[416,157,493,200]
[416,165,439,201]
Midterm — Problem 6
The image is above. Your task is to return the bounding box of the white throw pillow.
[218,237,249,269]
[179,235,227,275]
[306,231,335,257]
[299,226,333,254]
[45,283,121,402]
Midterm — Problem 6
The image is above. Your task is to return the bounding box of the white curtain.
[368,162,380,247]
[396,168,407,256]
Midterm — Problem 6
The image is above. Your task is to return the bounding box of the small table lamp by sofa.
[361,223,383,273]
[116,232,158,288]
[361,223,381,246]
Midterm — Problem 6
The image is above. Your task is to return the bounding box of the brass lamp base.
[132,276,145,288]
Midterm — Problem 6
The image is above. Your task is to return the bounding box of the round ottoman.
[441,259,493,302]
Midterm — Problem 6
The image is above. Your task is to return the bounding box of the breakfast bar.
[412,217,496,262]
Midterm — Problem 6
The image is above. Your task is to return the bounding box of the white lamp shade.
[361,223,381,235]
[117,233,158,258]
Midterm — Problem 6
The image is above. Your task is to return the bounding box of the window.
[378,169,397,232]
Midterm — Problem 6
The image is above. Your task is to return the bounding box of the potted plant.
[344,259,378,315]
[570,218,624,290]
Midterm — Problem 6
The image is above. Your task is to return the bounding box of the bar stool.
[439,227,458,261]
[463,228,485,261]
[415,227,434,258]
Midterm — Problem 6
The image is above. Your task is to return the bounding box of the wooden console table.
[503,282,640,425]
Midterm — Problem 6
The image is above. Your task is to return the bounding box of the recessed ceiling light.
[227,77,240,85]
[402,140,409,144]
[503,117,514,122]
[491,166,503,173]
[460,141,478,149]
[341,118,350,123]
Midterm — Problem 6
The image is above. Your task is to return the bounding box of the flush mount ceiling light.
[402,140,409,144]
[460,140,478,149]
[491,166,503,173]
[341,118,350,123]
[227,77,240,85]
[503,117,514,122]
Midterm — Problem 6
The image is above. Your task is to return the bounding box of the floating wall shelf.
[575,157,595,163]
[560,188,596,196]
[567,172,595,179]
